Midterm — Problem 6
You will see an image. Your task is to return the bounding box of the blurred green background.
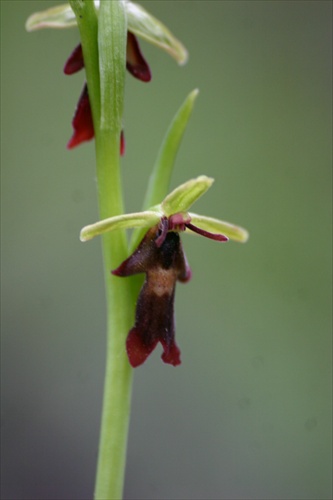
[1,1,332,499]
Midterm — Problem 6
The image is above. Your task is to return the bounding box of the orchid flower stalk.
[26,2,248,499]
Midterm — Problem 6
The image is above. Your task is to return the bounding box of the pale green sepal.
[80,211,160,242]
[162,176,214,217]
[142,89,199,211]
[26,1,187,64]
[126,1,188,64]
[189,213,249,243]
[25,4,76,31]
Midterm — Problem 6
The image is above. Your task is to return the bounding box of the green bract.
[25,1,188,65]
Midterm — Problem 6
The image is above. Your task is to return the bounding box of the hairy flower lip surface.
[112,226,190,367]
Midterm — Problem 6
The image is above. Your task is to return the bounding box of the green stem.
[93,133,134,500]
[69,1,133,498]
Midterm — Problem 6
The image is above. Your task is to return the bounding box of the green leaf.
[130,90,198,251]
[26,4,76,31]
[162,176,214,216]
[80,211,160,242]
[142,89,199,211]
[189,213,249,242]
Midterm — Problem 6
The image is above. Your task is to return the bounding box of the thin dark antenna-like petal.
[186,222,229,242]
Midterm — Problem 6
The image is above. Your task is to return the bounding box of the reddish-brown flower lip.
[112,225,191,367]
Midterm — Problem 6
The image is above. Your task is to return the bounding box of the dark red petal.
[160,337,181,366]
[67,84,94,149]
[126,32,152,82]
[120,130,125,156]
[126,327,159,368]
[111,227,157,277]
[186,223,229,242]
[64,44,84,75]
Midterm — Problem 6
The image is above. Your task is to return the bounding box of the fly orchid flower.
[80,176,249,367]
[26,1,188,149]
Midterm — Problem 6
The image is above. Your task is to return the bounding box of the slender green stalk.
[93,133,134,500]
[69,1,134,498]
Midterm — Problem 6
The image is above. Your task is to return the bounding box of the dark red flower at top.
[112,224,191,367]
[64,33,151,149]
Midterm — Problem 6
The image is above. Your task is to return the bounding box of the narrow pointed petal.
[186,222,228,242]
[189,213,249,243]
[81,212,160,242]
[162,176,214,217]
[26,4,77,31]
[67,84,94,149]
[126,33,151,82]
[64,43,84,74]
